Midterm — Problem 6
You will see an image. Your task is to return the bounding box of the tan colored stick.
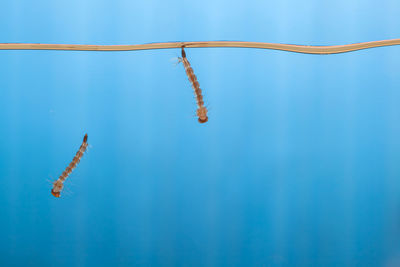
[0,39,400,54]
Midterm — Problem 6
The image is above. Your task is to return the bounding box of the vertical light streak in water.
[1,52,23,262]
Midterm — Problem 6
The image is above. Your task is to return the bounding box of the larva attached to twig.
[179,47,209,123]
[51,134,88,198]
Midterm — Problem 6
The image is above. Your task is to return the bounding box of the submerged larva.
[179,47,209,123]
[51,134,88,198]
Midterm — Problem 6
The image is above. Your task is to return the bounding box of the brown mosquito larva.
[51,134,88,198]
[179,47,209,123]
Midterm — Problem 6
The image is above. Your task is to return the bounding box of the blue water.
[1,1,400,266]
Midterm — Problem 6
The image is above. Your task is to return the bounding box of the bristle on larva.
[180,47,209,124]
[51,134,88,198]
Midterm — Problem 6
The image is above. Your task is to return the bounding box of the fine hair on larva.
[179,46,209,123]
[51,134,88,198]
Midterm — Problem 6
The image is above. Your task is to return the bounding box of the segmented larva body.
[51,134,88,198]
[180,47,208,123]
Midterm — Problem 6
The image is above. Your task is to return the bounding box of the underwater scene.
[1,0,400,266]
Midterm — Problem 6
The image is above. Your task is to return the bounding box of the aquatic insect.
[179,47,208,123]
[51,134,88,198]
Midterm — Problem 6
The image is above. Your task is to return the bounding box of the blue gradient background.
[1,0,400,266]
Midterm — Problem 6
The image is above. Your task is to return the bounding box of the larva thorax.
[180,47,209,124]
[197,107,208,123]
[51,180,64,198]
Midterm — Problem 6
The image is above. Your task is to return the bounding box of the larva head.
[51,180,64,198]
[51,189,61,198]
[197,107,208,123]
[198,117,208,123]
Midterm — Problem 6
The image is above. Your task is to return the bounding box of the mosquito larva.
[179,47,209,123]
[51,134,88,198]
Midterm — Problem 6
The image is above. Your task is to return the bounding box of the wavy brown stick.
[0,39,400,54]
[179,47,208,123]
[51,134,88,198]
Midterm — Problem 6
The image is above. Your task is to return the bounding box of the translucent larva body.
[180,47,209,123]
[51,134,88,198]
